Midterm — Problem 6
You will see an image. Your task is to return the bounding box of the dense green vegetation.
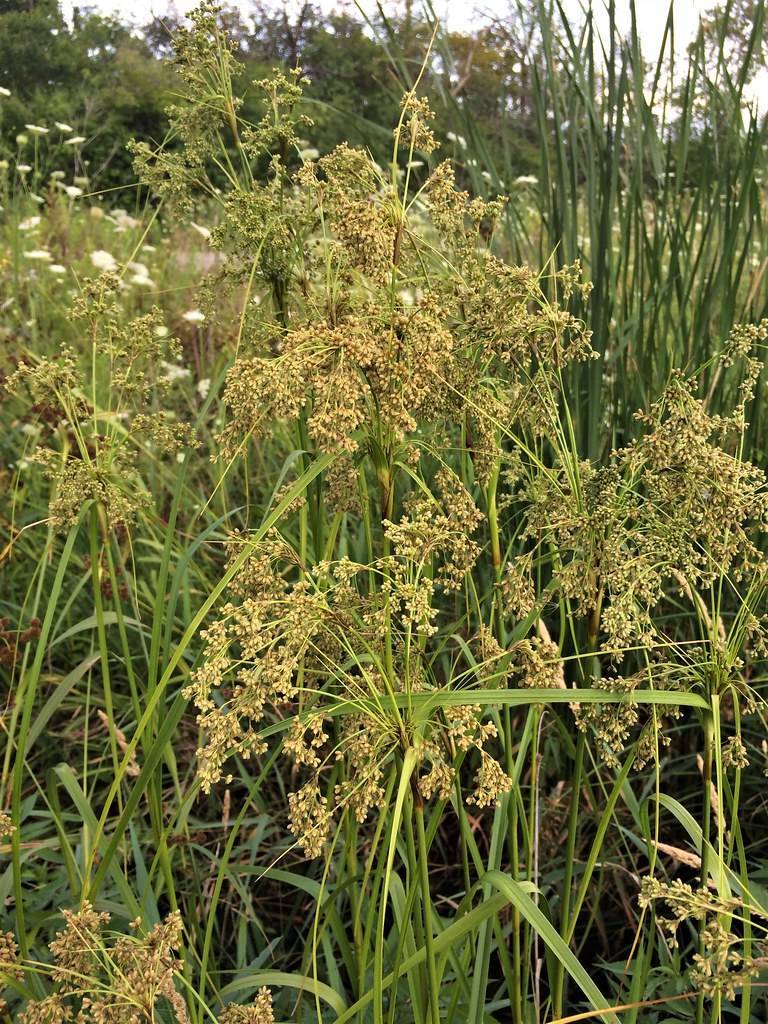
[2,2,768,1022]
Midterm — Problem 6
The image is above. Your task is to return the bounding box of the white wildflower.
[197,378,211,400]
[16,164,31,174]
[49,264,67,275]
[0,87,10,98]
[25,124,48,135]
[18,216,41,230]
[55,122,73,132]
[299,147,319,162]
[182,309,205,324]
[160,361,192,383]
[64,136,86,146]
[513,175,539,188]
[50,170,65,180]
[64,185,83,199]
[154,325,170,338]
[446,131,466,147]
[190,222,211,240]
[113,209,140,230]
[130,273,155,288]
[24,250,52,262]
[90,249,118,272]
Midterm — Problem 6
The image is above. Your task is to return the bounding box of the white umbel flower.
[160,361,192,383]
[182,309,205,324]
[131,273,156,288]
[90,249,118,272]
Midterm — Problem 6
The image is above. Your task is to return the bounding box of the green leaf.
[220,970,347,1015]
[483,870,619,1024]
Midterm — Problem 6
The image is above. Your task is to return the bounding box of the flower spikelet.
[49,901,110,991]
[468,751,513,809]
[219,988,275,1024]
[288,779,332,859]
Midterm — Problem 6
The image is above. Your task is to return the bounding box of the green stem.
[556,602,601,1012]
[379,462,396,684]
[553,729,585,1016]
[298,415,323,558]
[89,506,121,796]
[696,708,714,1024]
[11,523,79,956]
[503,714,524,1019]
[487,461,502,581]
[415,792,440,1024]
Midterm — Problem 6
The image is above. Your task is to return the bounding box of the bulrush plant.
[3,4,768,1024]
[137,4,768,1020]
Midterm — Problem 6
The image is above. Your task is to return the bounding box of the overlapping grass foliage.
[2,3,768,1023]
[383,1,768,457]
